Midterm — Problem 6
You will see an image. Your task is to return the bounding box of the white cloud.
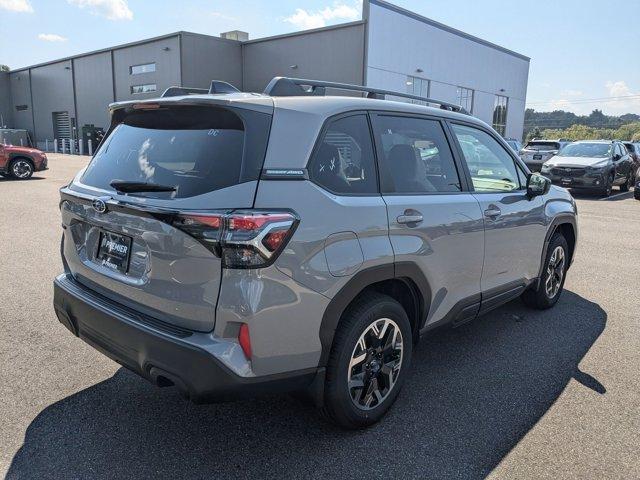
[67,0,133,21]
[38,33,68,42]
[284,1,361,30]
[605,80,634,98]
[601,80,640,115]
[560,89,583,97]
[0,0,33,13]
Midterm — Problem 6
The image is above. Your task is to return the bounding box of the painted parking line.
[599,191,633,201]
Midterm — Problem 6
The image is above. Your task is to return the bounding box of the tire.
[9,158,34,179]
[620,174,631,192]
[634,189,640,201]
[522,232,569,310]
[602,174,613,197]
[321,292,413,429]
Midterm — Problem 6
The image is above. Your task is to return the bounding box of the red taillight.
[172,210,298,269]
[238,323,252,360]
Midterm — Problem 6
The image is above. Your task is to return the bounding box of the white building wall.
[365,0,530,139]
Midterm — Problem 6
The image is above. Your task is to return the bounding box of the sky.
[1,0,639,116]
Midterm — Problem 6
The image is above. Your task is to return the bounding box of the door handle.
[397,209,423,225]
[484,206,501,219]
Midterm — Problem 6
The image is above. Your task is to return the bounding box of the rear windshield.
[524,141,560,151]
[81,105,271,198]
[557,143,611,158]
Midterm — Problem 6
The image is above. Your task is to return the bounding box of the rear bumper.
[53,274,318,403]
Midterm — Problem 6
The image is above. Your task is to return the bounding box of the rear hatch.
[60,100,273,332]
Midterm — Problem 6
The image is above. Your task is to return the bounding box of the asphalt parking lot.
[1,154,638,479]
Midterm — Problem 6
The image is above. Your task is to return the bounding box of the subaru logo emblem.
[92,198,108,214]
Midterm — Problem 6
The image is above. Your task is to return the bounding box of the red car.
[0,142,48,179]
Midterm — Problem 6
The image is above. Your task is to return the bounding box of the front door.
[449,123,547,293]
[371,114,485,328]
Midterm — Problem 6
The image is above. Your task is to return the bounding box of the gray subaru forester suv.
[54,78,578,429]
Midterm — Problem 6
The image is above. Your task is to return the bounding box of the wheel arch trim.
[317,262,432,367]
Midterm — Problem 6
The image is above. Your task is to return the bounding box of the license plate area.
[533,154,542,160]
[96,230,132,274]
[561,177,572,185]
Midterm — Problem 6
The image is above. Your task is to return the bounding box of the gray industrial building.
[0,0,530,148]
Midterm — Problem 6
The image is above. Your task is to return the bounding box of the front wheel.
[9,159,34,179]
[321,293,412,429]
[620,174,631,192]
[522,232,569,309]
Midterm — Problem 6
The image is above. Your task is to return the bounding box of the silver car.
[520,139,572,172]
[54,78,578,429]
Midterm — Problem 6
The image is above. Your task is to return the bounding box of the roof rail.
[162,86,209,97]
[263,77,469,114]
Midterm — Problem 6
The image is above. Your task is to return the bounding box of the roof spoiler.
[263,77,469,114]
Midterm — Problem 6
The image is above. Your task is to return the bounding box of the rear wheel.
[9,158,34,179]
[321,293,412,429]
[522,232,568,309]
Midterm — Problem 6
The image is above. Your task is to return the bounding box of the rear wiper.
[110,180,177,193]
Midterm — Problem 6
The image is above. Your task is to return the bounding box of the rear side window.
[372,115,461,193]
[308,114,377,195]
[81,106,271,198]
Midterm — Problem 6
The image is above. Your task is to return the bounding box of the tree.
[0,65,9,72]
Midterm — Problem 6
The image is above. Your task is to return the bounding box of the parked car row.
[511,137,640,198]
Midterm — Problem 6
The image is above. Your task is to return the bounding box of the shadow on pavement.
[7,290,606,479]
[0,176,46,182]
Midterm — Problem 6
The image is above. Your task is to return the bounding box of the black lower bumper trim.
[53,274,318,403]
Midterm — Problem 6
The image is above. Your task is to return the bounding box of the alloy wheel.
[12,160,33,179]
[347,318,403,410]
[545,246,565,299]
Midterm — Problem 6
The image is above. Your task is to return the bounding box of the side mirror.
[527,173,551,198]
[613,154,621,161]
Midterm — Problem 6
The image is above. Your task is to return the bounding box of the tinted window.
[452,124,522,192]
[525,141,560,151]
[373,116,461,193]
[81,106,271,199]
[309,114,377,195]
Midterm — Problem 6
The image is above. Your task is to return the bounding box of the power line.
[527,94,640,106]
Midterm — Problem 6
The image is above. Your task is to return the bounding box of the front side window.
[456,87,474,113]
[373,116,461,194]
[131,84,157,94]
[452,123,522,193]
[130,63,156,75]
[492,95,508,136]
[308,114,377,195]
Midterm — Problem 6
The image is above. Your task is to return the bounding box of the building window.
[456,87,474,113]
[492,95,508,136]
[405,76,430,105]
[130,63,156,75]
[131,84,157,94]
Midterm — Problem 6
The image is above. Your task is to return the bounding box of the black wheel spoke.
[348,318,403,410]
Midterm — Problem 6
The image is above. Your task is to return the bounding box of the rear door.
[371,113,485,328]
[61,103,272,332]
[449,122,547,293]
